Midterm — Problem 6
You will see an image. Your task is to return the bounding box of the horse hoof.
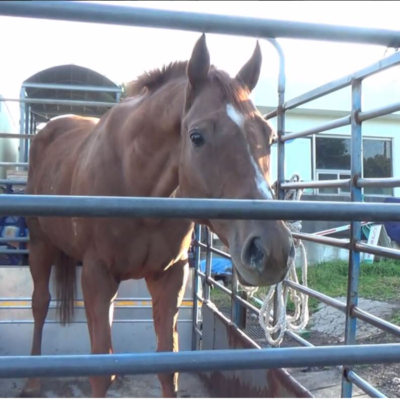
[20,389,41,398]
[20,379,42,398]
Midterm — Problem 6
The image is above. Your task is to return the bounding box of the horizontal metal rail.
[1,195,400,221]
[0,297,193,303]
[0,162,28,167]
[196,240,231,259]
[346,370,386,398]
[0,237,29,243]
[0,249,28,255]
[0,344,399,378]
[281,116,351,142]
[234,293,261,316]
[196,293,204,303]
[0,180,27,185]
[358,101,400,122]
[281,178,351,190]
[1,98,117,108]
[285,51,400,110]
[0,133,35,139]
[285,331,314,348]
[292,232,350,249]
[283,281,400,340]
[352,307,400,338]
[22,82,122,93]
[284,280,347,313]
[313,221,371,236]
[355,242,400,261]
[0,297,195,309]
[0,305,192,310]
[207,276,232,296]
[0,319,192,325]
[1,1,400,46]
[264,109,278,120]
[194,327,202,338]
[357,177,400,188]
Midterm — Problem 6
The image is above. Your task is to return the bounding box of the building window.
[315,136,392,196]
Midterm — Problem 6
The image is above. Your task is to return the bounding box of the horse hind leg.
[21,230,55,397]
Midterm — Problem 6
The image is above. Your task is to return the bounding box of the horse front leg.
[145,259,189,398]
[82,257,119,398]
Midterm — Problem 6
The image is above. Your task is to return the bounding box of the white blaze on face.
[249,155,274,200]
[226,104,274,200]
[226,104,244,128]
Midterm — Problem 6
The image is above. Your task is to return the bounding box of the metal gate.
[0,1,400,398]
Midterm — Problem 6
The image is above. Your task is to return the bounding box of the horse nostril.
[246,237,266,268]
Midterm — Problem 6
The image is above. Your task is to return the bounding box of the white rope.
[240,174,310,346]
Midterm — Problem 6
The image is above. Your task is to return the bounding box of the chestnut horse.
[23,35,294,397]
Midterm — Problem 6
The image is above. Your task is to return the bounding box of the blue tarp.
[200,257,233,276]
[0,188,29,265]
[383,197,400,244]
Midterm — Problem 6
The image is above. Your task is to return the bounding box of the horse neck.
[118,80,186,198]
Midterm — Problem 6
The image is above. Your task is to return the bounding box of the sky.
[0,1,399,118]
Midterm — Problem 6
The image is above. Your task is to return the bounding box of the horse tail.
[55,251,77,326]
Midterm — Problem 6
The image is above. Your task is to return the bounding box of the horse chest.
[91,219,193,278]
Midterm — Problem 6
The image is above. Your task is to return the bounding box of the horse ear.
[187,34,210,89]
[236,41,262,92]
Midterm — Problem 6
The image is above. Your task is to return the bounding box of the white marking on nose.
[226,104,273,200]
[72,218,78,237]
[249,155,274,200]
[226,104,244,128]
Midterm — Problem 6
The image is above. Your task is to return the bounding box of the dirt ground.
[0,373,209,398]
[280,330,400,397]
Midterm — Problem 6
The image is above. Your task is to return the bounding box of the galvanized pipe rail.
[1,344,399,379]
[0,162,28,168]
[0,133,34,140]
[284,51,400,111]
[0,195,399,221]
[1,1,400,47]
[1,98,117,108]
[22,82,122,93]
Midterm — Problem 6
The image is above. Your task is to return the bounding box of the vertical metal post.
[231,270,246,329]
[341,79,363,398]
[18,88,26,164]
[204,227,212,302]
[192,224,201,351]
[231,269,239,324]
[266,39,286,342]
[312,134,317,195]
[24,106,30,164]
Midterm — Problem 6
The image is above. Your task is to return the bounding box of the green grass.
[210,260,400,315]
[210,287,231,310]
[390,311,400,326]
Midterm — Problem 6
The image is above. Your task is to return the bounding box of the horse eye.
[190,131,205,147]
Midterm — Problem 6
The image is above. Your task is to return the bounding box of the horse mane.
[126,61,256,117]
[126,61,188,97]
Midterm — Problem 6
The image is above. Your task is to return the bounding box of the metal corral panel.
[0,266,194,355]
[199,305,313,398]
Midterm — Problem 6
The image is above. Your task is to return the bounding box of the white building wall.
[253,66,400,197]
[0,96,19,180]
